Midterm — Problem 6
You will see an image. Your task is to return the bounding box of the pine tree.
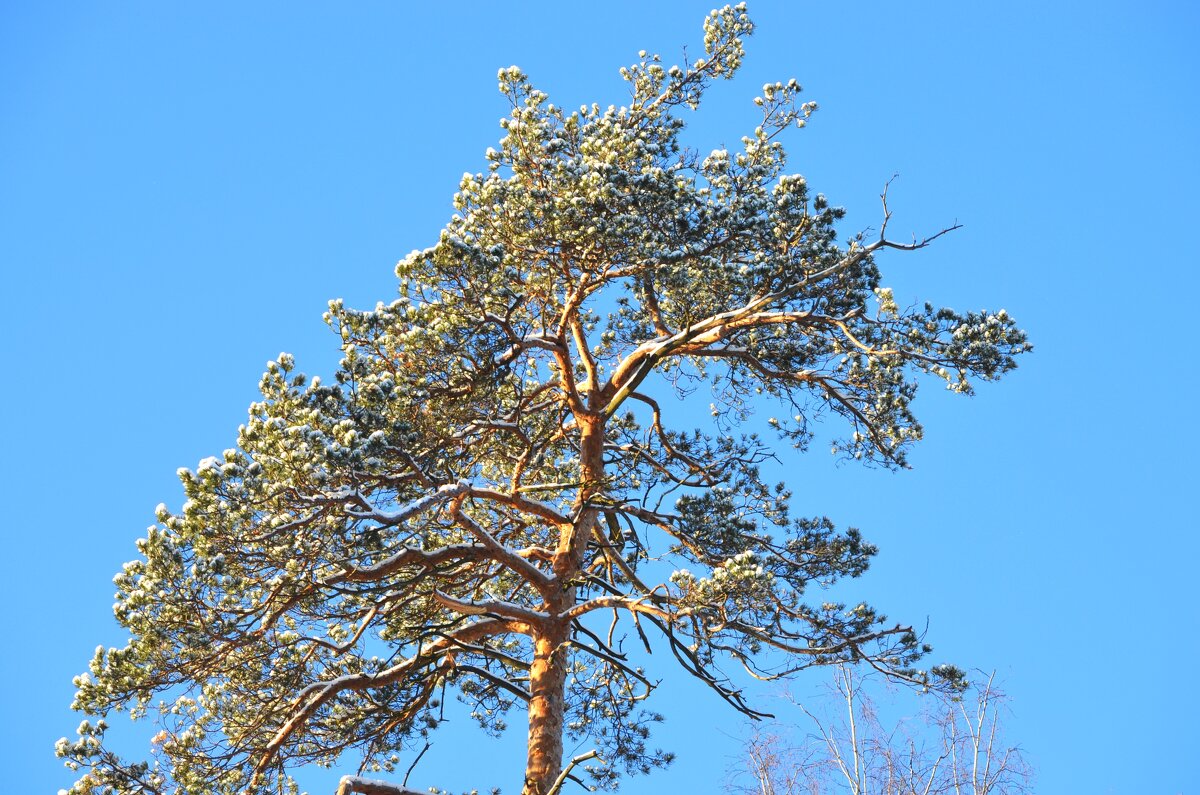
[58,6,1028,794]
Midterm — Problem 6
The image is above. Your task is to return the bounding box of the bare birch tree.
[58,5,1028,795]
[735,669,1032,795]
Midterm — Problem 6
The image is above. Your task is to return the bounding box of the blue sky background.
[3,2,1197,793]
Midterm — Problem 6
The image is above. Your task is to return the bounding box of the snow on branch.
[336,775,428,795]
[342,480,470,526]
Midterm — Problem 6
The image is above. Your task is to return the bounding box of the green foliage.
[59,5,1027,794]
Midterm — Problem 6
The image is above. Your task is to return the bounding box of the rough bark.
[523,625,570,795]
[521,414,604,794]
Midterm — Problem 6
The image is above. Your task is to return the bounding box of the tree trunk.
[521,413,603,793]
[523,624,569,794]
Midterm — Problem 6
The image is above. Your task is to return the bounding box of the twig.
[546,749,603,795]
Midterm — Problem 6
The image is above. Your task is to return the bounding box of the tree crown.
[59,6,1028,794]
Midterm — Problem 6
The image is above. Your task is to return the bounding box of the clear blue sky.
[3,2,1197,793]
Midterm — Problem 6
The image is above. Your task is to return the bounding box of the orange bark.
[521,413,604,794]
[523,625,569,794]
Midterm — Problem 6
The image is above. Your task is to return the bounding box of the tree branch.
[336,775,429,795]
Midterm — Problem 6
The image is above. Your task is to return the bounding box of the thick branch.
[341,481,469,526]
[336,775,428,795]
[432,590,550,624]
[451,498,556,595]
[254,618,529,784]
